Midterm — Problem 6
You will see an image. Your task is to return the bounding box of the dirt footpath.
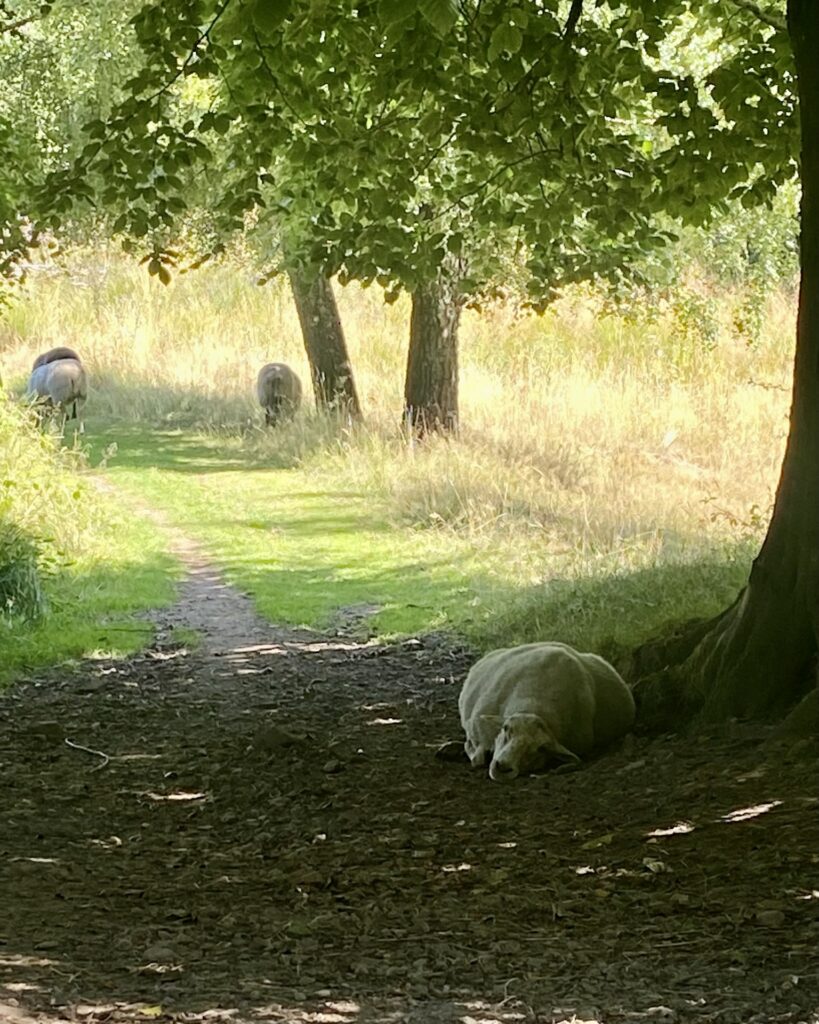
[1,531,817,1024]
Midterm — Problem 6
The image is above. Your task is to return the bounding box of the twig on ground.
[65,737,110,771]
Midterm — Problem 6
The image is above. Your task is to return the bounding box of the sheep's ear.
[538,738,581,764]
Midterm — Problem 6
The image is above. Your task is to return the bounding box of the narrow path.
[1,483,817,1024]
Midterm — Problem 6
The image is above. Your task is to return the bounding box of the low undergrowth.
[0,391,178,682]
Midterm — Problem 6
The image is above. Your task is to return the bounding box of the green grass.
[0,510,178,681]
[87,420,757,656]
[0,394,179,682]
[1,251,794,670]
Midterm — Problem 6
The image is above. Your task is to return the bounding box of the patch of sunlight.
[367,717,403,726]
[3,982,42,992]
[138,963,183,975]
[252,1002,361,1023]
[90,836,123,850]
[456,1003,528,1023]
[12,856,60,864]
[144,790,208,802]
[144,649,187,662]
[442,863,473,873]
[646,821,695,837]
[497,841,517,848]
[0,956,57,967]
[721,800,782,823]
[796,890,819,901]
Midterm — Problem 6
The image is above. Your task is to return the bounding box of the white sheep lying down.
[459,641,635,782]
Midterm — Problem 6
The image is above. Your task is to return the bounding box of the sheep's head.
[486,713,580,782]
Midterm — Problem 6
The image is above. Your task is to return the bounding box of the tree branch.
[0,13,38,34]
[146,0,234,103]
[731,0,786,31]
[563,0,583,41]
[439,147,557,217]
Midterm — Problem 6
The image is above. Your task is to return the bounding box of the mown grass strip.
[91,422,754,656]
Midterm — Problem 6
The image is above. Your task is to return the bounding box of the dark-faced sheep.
[256,362,302,426]
[32,346,82,371]
[27,357,88,432]
[459,641,635,782]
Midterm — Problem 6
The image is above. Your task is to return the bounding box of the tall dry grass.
[0,247,796,647]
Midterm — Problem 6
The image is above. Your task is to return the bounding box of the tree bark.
[287,268,361,419]
[403,262,463,435]
[644,0,819,725]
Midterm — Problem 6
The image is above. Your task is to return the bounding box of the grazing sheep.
[256,362,302,426]
[27,357,88,432]
[32,346,81,371]
[459,641,635,782]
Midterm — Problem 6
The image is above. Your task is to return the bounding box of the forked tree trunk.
[404,262,463,435]
[645,0,819,724]
[287,268,361,419]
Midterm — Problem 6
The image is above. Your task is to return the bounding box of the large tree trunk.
[638,0,819,725]
[287,269,361,419]
[403,262,463,435]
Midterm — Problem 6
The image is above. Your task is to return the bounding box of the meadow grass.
[0,390,179,682]
[0,248,796,659]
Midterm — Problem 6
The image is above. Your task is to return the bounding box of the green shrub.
[0,519,46,622]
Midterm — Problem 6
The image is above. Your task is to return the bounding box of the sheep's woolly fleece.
[1,540,817,1024]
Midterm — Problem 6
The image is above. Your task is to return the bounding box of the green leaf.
[251,0,292,35]
[418,0,457,37]
[489,23,523,62]
[379,0,414,27]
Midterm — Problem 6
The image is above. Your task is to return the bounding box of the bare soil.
[1,525,818,1024]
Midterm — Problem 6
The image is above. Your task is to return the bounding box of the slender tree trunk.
[403,261,463,435]
[287,268,361,419]
[640,0,819,725]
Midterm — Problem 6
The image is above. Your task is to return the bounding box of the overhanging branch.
[563,0,583,41]
[731,0,786,31]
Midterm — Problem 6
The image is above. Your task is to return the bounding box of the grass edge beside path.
[91,423,756,660]
[1,472,180,685]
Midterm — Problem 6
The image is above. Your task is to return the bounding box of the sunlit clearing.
[144,790,207,802]
[646,821,695,837]
[721,800,782,823]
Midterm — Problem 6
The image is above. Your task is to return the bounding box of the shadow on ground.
[1,634,817,1024]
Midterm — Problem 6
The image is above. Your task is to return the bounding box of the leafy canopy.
[2,0,796,301]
